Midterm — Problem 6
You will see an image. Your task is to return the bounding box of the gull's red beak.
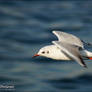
[32,54,40,58]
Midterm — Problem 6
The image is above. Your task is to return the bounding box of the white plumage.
[33,31,92,68]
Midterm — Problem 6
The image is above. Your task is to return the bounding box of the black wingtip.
[83,65,88,68]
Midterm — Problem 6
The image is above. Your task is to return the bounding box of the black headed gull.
[33,31,92,68]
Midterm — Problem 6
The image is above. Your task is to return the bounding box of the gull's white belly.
[47,46,71,60]
[52,51,71,60]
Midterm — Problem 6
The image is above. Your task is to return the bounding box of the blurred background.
[0,0,92,92]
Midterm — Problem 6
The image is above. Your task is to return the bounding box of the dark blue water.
[0,0,92,92]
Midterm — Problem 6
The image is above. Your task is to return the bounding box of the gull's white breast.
[47,45,71,60]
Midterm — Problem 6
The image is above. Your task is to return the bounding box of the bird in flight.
[33,31,92,68]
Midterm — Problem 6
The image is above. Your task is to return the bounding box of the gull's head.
[32,45,51,58]
[32,45,62,60]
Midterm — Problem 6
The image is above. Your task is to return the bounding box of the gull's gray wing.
[52,41,87,68]
[53,31,84,48]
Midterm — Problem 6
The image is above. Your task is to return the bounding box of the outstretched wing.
[53,31,84,48]
[52,41,87,68]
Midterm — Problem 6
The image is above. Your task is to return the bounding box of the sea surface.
[0,0,92,92]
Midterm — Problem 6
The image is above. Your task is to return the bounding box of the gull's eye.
[42,51,45,54]
[47,51,49,54]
